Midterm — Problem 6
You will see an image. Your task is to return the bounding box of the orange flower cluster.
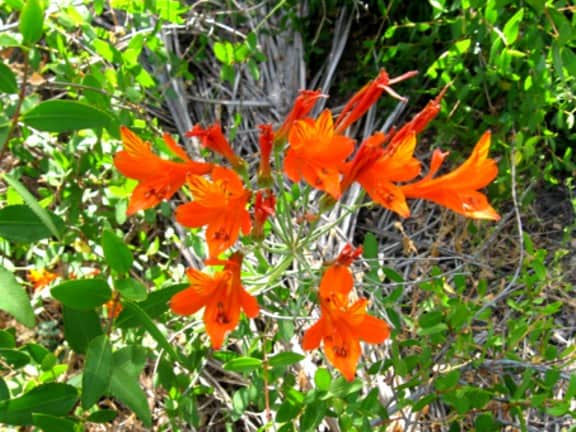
[27,268,58,291]
[113,69,500,380]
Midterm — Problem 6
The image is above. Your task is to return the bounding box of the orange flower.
[252,189,275,240]
[343,131,421,217]
[302,255,390,381]
[284,110,355,199]
[257,124,274,187]
[114,126,213,216]
[27,268,58,291]
[334,69,418,134]
[104,299,123,319]
[275,89,325,143]
[186,124,245,171]
[401,131,500,220]
[170,252,259,349]
[175,166,252,258]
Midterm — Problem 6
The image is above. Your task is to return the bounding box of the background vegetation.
[0,0,574,431]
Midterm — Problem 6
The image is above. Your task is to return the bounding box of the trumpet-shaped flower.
[302,247,390,381]
[284,110,355,199]
[252,189,276,240]
[342,131,421,217]
[257,124,274,186]
[275,89,325,143]
[334,69,418,134]
[187,124,245,171]
[401,131,500,220]
[114,126,212,215]
[175,166,252,258]
[170,252,259,349]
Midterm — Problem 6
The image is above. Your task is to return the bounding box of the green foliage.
[0,0,573,430]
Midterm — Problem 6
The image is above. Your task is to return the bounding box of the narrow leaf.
[22,100,111,133]
[108,351,151,427]
[0,266,35,328]
[122,302,180,362]
[52,279,112,310]
[82,335,112,409]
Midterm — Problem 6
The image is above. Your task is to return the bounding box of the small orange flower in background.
[274,89,325,143]
[284,109,355,199]
[187,123,245,171]
[302,245,390,381]
[170,252,259,349]
[104,299,123,319]
[175,166,252,258]
[401,130,500,220]
[27,268,58,291]
[114,126,213,216]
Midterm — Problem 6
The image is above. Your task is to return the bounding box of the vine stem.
[0,50,30,163]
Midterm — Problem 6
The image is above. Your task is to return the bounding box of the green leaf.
[0,204,64,243]
[0,348,30,369]
[2,175,62,241]
[502,9,524,45]
[32,413,78,432]
[109,351,151,427]
[435,369,461,391]
[102,230,133,274]
[0,378,9,401]
[268,352,305,368]
[62,307,102,354]
[223,356,262,373]
[115,278,147,301]
[19,0,44,45]
[213,41,229,63]
[314,368,331,392]
[52,279,112,310]
[82,335,112,409]
[300,399,326,432]
[0,383,78,425]
[0,266,35,328]
[116,283,187,328]
[275,399,301,423]
[0,61,18,94]
[121,302,180,363]
[87,409,117,423]
[22,100,111,133]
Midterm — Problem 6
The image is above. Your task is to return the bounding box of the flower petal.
[302,318,325,351]
[353,315,391,344]
[170,287,208,316]
[240,289,259,318]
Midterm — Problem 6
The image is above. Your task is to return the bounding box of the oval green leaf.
[19,0,44,46]
[32,413,77,432]
[0,266,35,328]
[102,230,133,274]
[51,279,111,310]
[87,409,117,423]
[22,100,111,133]
[223,356,262,373]
[62,307,103,354]
[0,383,78,425]
[268,352,305,368]
[115,278,147,302]
[0,204,64,243]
